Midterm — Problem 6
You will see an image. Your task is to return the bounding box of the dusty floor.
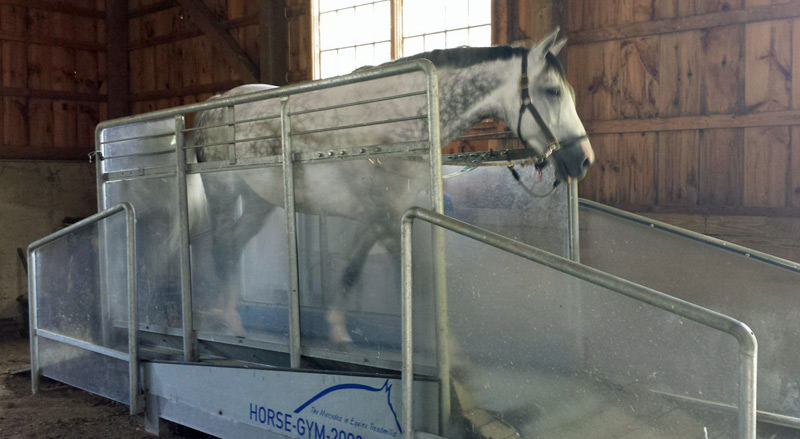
[0,336,214,439]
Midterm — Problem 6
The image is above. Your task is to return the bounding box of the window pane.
[319,12,336,51]
[356,44,375,68]
[320,51,338,78]
[446,0,468,29]
[338,8,356,47]
[446,29,469,48]
[468,0,491,26]
[374,42,391,65]
[424,0,447,34]
[404,36,424,57]
[354,4,373,45]
[374,1,391,41]
[468,25,491,47]
[337,47,356,76]
[424,32,446,51]
[403,0,424,37]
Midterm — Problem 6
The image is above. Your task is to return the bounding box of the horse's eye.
[545,87,561,97]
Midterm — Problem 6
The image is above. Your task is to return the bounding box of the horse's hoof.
[326,309,353,344]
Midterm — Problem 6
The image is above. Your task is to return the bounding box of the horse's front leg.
[325,225,382,344]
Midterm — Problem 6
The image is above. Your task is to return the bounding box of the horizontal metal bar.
[100,131,174,146]
[28,203,133,252]
[185,133,282,150]
[35,329,130,362]
[292,115,426,137]
[454,130,515,141]
[180,114,282,133]
[287,90,428,117]
[96,59,437,136]
[579,198,800,274]
[103,166,177,181]
[101,148,174,161]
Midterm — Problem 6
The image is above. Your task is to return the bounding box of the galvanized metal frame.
[400,206,758,439]
[28,202,140,414]
[96,60,446,378]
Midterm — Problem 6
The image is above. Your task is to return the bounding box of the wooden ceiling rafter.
[174,0,260,83]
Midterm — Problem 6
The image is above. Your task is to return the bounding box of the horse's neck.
[435,57,519,144]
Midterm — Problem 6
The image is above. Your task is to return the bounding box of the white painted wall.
[0,160,96,322]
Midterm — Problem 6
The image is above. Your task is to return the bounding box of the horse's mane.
[375,45,565,77]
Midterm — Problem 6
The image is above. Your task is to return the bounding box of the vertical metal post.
[739,346,758,439]
[281,97,302,368]
[401,215,414,439]
[28,248,39,395]
[567,179,580,263]
[424,65,451,435]
[124,203,141,414]
[175,116,197,362]
[226,105,237,165]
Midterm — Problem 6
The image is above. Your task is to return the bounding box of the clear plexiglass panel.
[580,201,800,422]
[439,228,741,438]
[443,164,569,257]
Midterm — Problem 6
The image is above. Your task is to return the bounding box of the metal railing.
[96,59,446,369]
[400,206,757,439]
[28,202,139,414]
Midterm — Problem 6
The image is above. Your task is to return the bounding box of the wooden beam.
[584,109,800,135]
[569,2,800,44]
[128,15,259,51]
[175,0,260,83]
[0,31,105,52]
[0,0,105,19]
[130,80,244,102]
[0,87,106,102]
[107,0,130,118]
[259,0,288,85]
[128,0,177,19]
[0,146,92,161]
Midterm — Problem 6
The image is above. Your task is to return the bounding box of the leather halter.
[516,52,588,170]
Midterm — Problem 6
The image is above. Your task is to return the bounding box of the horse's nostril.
[583,158,592,168]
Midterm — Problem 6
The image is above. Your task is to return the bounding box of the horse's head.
[514,29,594,184]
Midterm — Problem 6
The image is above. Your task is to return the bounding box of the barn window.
[315,0,491,79]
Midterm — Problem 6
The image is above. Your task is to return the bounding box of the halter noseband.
[516,53,588,170]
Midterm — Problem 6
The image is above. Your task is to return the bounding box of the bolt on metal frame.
[400,206,758,439]
[28,202,140,414]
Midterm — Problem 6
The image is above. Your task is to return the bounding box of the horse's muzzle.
[552,137,594,183]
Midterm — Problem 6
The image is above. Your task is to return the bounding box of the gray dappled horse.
[189,29,594,342]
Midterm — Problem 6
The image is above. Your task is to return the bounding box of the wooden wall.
[563,0,800,261]
[0,1,106,160]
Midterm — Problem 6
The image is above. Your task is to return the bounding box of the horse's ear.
[530,27,561,59]
[550,38,567,56]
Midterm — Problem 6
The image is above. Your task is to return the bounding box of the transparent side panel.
[34,214,129,351]
[38,338,130,404]
[580,203,800,421]
[441,229,740,439]
[443,164,568,256]
[293,156,436,358]
[100,118,175,174]
[190,167,290,346]
[104,177,182,330]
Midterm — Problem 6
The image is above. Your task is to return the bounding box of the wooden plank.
[568,1,800,44]
[175,0,259,83]
[2,40,26,88]
[619,131,657,204]
[701,25,744,114]
[698,128,743,206]
[75,50,100,95]
[618,36,658,119]
[745,20,791,112]
[583,40,620,121]
[658,30,701,117]
[578,133,621,203]
[53,100,77,149]
[0,0,105,18]
[657,130,699,205]
[286,0,311,82]
[107,0,129,118]
[129,80,243,101]
[128,15,258,50]
[76,102,99,150]
[584,108,800,134]
[743,126,789,207]
[3,97,27,147]
[128,0,176,19]
[29,97,54,148]
[791,126,800,208]
[792,19,800,109]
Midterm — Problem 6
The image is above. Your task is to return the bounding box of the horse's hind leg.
[203,173,273,334]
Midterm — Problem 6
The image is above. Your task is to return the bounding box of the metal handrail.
[400,206,757,439]
[28,202,139,414]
